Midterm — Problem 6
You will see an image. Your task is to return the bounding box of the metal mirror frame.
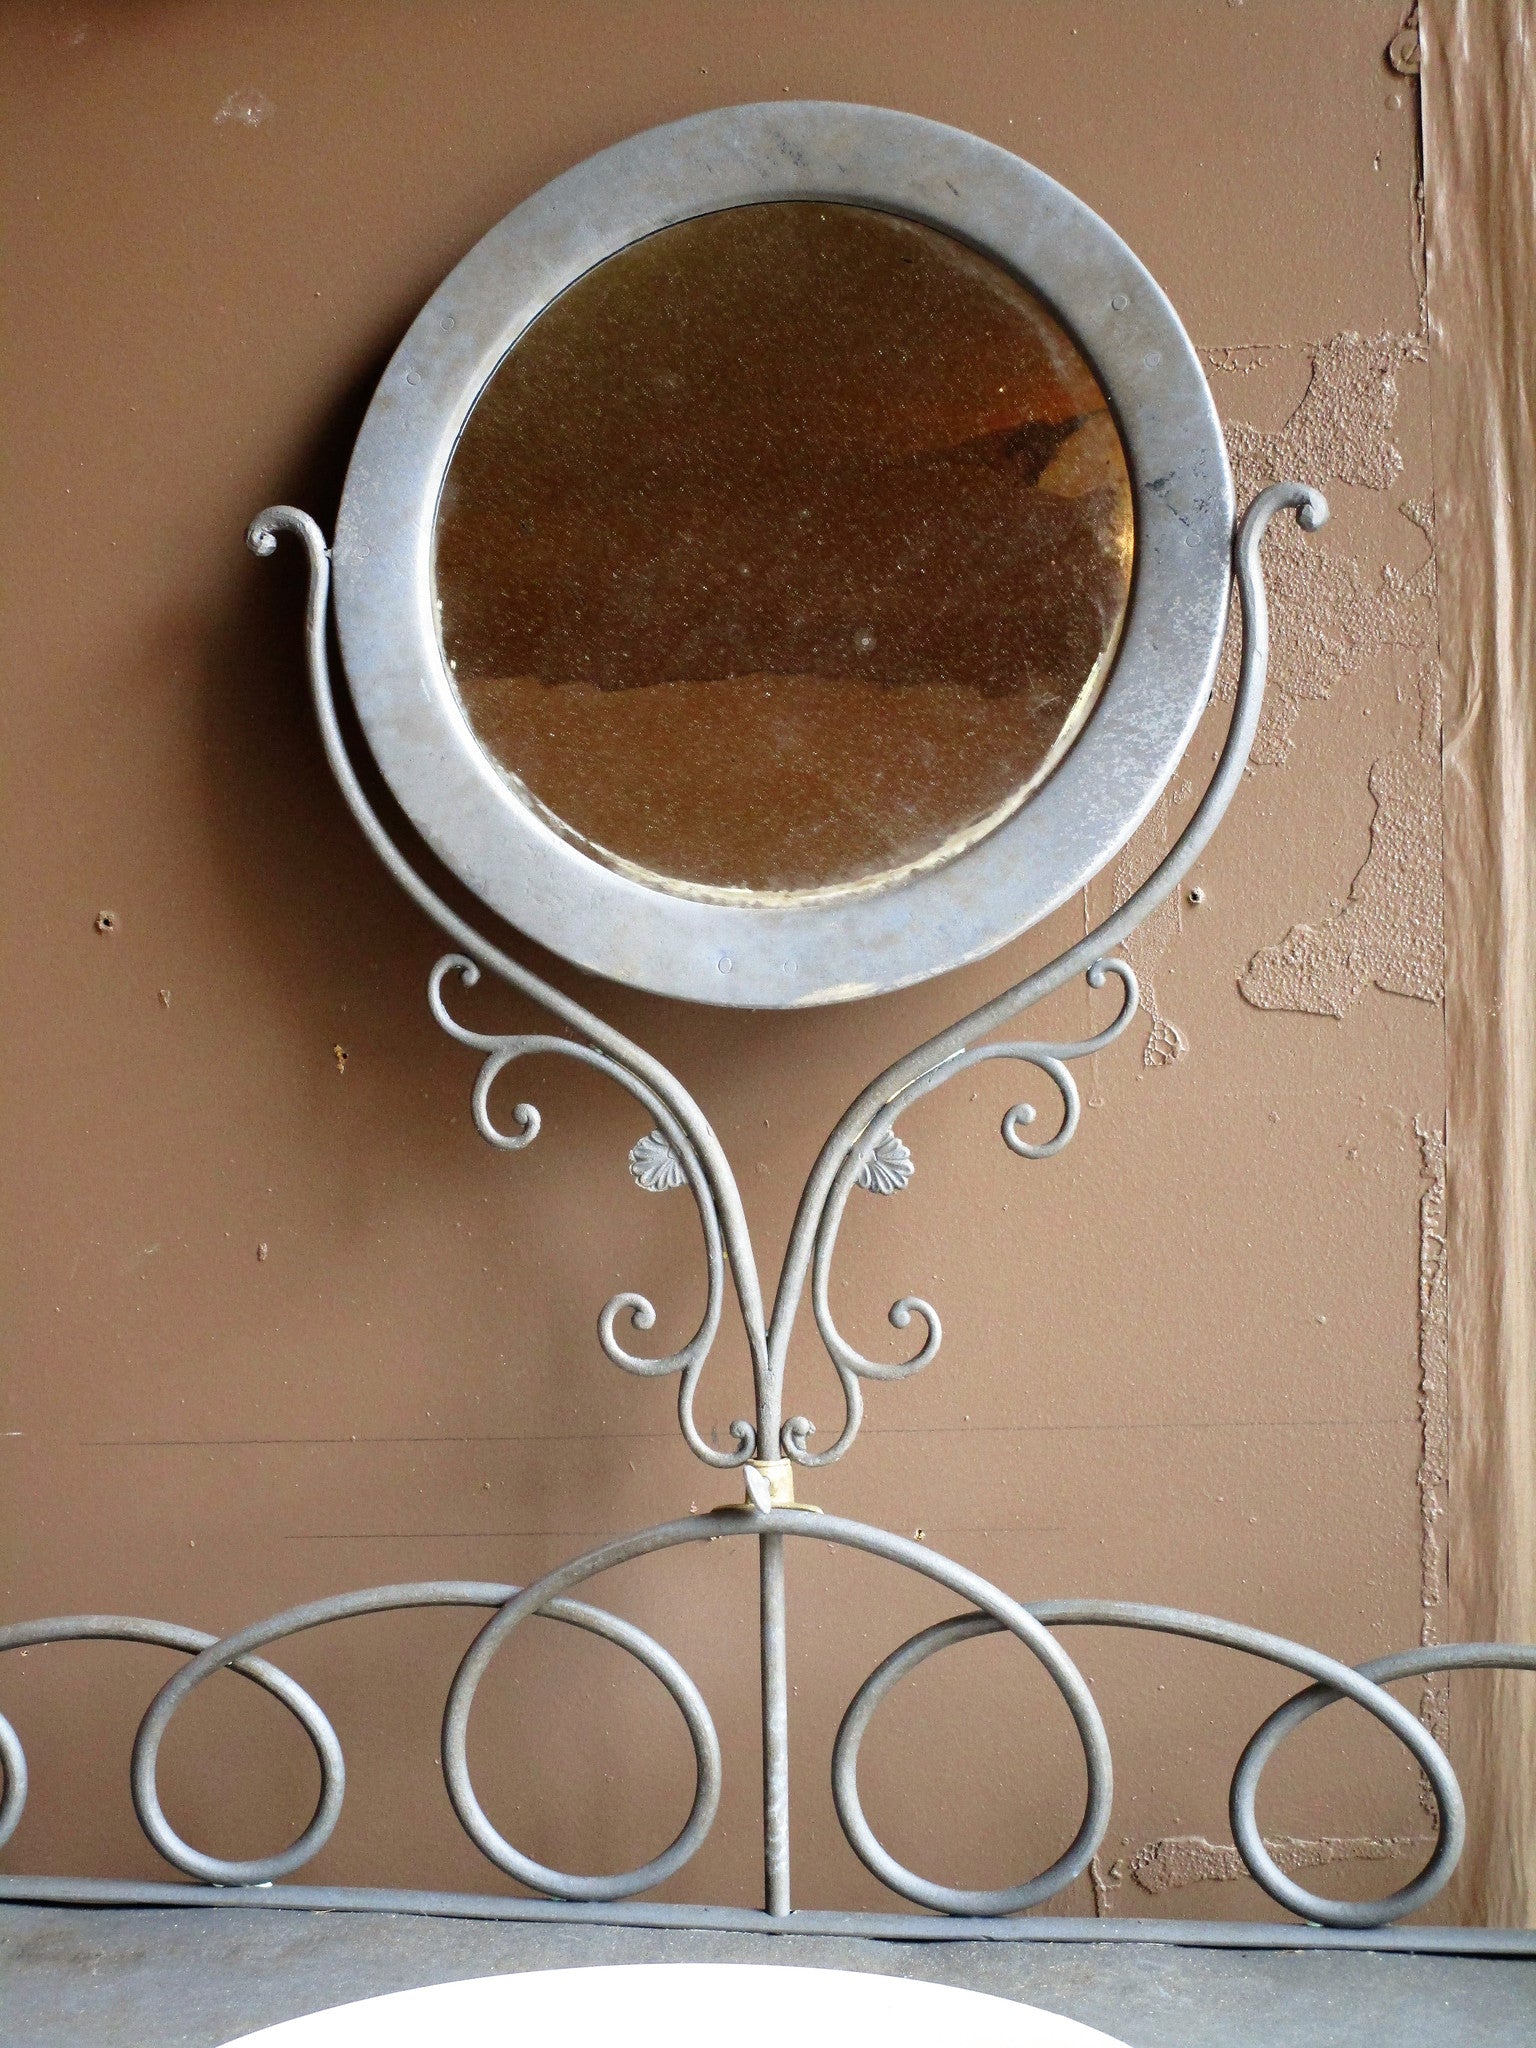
[333,101,1233,1009]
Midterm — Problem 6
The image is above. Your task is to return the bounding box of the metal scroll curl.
[248,506,767,1469]
[768,483,1325,1468]
[246,483,1327,1483]
[427,953,748,1467]
[787,958,1141,1467]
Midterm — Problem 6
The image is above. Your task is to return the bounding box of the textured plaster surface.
[1415,1119,1450,1748]
[1214,334,1433,760]
[1115,329,1445,1060]
[1097,1829,1434,1904]
[1218,335,1444,1022]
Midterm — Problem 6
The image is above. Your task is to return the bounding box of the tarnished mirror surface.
[434,202,1133,900]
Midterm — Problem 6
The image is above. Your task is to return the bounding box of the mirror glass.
[435,201,1133,899]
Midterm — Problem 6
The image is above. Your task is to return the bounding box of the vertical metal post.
[759,1528,791,1915]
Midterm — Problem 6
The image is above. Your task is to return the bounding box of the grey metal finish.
[829,1602,1468,1920]
[4,1886,1535,1956]
[4,1529,1529,1928]
[332,102,1235,1008]
[759,1533,792,1917]
[1232,1642,1536,1927]
[3,481,1534,1939]
[436,1511,1113,1914]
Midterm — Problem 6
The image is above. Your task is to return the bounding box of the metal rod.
[3,1877,1534,1957]
[759,1530,791,1916]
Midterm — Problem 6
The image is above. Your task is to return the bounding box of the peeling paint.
[1238,657,1444,1016]
[1143,1009,1188,1068]
[1090,1830,1433,1913]
[1226,331,1420,496]
[1213,329,1445,1018]
[1212,334,1432,767]
[1416,1115,1450,1754]
[1121,327,1445,1043]
[1218,335,1443,1020]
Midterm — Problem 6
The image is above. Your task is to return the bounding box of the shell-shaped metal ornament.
[629,1129,686,1193]
[856,1131,914,1196]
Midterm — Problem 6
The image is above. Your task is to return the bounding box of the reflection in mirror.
[435,202,1133,899]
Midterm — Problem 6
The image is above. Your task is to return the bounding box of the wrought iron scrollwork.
[427,953,747,1465]
[5,480,1529,1938]
[2,1545,1533,1927]
[245,488,1326,1482]
[0,1585,721,1898]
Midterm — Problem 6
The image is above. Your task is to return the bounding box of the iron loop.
[130,1620,349,1884]
[457,1514,1110,1912]
[833,1612,1111,1915]
[127,1584,707,1890]
[0,1616,337,1883]
[1232,1641,1536,1925]
[875,1598,1466,1928]
[444,1584,723,1901]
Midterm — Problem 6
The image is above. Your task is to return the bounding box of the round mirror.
[435,200,1133,903]
[334,104,1231,1005]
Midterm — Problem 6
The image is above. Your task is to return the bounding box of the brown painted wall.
[1,1,1459,1920]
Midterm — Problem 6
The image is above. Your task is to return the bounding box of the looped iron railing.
[0,1585,722,1897]
[1,1538,1531,1927]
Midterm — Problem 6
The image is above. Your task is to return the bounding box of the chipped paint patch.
[1119,328,1444,1048]
[1238,666,1444,1016]
[1210,334,1432,767]
[1229,356,1443,1022]
[1226,332,1420,494]
[1143,1010,1188,1067]
[1416,1115,1450,1755]
[1090,1831,1433,1912]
